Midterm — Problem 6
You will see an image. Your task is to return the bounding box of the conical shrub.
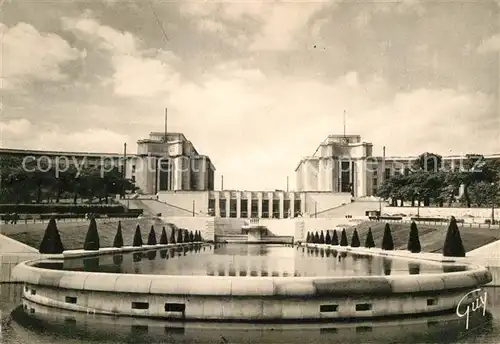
[113,221,124,248]
[170,227,176,244]
[325,230,331,245]
[177,229,183,243]
[443,216,466,257]
[331,230,339,245]
[351,228,360,247]
[147,225,157,245]
[319,230,325,244]
[83,217,100,251]
[306,232,311,243]
[159,226,168,245]
[133,224,143,247]
[39,217,64,254]
[314,231,320,243]
[189,231,194,242]
[364,228,375,248]
[340,228,348,246]
[381,223,394,250]
[407,221,422,253]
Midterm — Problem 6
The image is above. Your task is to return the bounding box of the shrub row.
[0,204,129,214]
[368,216,403,221]
[1,211,142,221]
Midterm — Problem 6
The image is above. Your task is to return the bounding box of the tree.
[443,216,466,257]
[306,232,311,243]
[319,230,325,244]
[325,230,331,245]
[159,226,168,245]
[113,221,124,248]
[381,223,394,250]
[133,224,143,247]
[170,227,176,244]
[340,229,348,246]
[147,225,157,245]
[407,221,421,253]
[350,228,360,247]
[364,228,375,248]
[314,231,320,243]
[189,231,194,243]
[83,217,100,251]
[177,228,183,243]
[39,217,64,254]
[469,181,499,207]
[331,230,339,245]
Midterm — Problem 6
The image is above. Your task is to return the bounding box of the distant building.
[0,131,216,195]
[295,134,500,197]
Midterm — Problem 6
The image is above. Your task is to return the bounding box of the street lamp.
[491,182,497,225]
[416,191,420,218]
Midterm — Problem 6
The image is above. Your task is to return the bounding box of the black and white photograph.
[1,0,500,343]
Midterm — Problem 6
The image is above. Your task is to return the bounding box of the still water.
[35,244,466,277]
[1,283,500,344]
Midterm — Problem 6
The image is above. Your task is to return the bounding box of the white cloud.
[0,119,32,139]
[62,13,180,98]
[477,33,500,53]
[179,1,331,51]
[0,22,82,88]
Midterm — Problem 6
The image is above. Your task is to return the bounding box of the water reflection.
[33,244,467,278]
[4,296,496,344]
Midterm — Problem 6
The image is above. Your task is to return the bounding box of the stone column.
[257,192,263,218]
[279,192,285,219]
[247,191,252,217]
[225,191,231,217]
[236,191,242,218]
[215,191,221,217]
[290,192,295,218]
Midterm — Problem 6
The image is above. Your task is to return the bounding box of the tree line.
[376,153,500,208]
[0,155,137,204]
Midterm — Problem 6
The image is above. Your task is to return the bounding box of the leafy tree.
[407,221,421,253]
[39,217,64,254]
[331,230,339,245]
[340,229,348,246]
[443,216,466,257]
[133,224,143,247]
[147,225,157,245]
[350,228,360,247]
[160,226,168,245]
[113,221,124,248]
[364,228,375,248]
[469,181,499,207]
[381,223,394,250]
[319,230,325,244]
[325,230,331,245]
[83,217,100,250]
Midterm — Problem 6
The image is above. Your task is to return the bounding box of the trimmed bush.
[133,224,143,247]
[113,221,124,248]
[381,223,394,250]
[159,226,168,245]
[331,230,339,245]
[314,231,320,244]
[407,221,421,253]
[364,227,375,248]
[350,228,360,247]
[177,229,183,243]
[306,232,311,243]
[170,227,176,244]
[189,231,194,242]
[39,217,64,254]
[147,225,157,245]
[325,230,331,245]
[83,217,100,251]
[319,230,325,244]
[443,216,466,257]
[340,229,348,246]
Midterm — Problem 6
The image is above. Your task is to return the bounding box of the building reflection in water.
[383,258,392,276]
[408,262,421,275]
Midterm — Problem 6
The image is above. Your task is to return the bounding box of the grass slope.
[2,218,169,251]
[352,221,500,253]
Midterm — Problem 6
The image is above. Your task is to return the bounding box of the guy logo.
[456,288,487,330]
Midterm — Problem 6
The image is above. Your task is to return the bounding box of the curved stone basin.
[11,243,492,321]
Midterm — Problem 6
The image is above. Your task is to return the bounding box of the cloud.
[0,22,82,88]
[62,12,180,98]
[0,119,32,137]
[477,33,500,53]
[179,1,331,50]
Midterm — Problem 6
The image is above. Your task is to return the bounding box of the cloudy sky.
[1,0,499,190]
